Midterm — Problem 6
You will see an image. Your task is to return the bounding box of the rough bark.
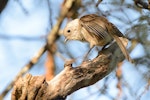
[11,43,125,100]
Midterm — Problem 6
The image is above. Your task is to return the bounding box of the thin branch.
[96,0,103,7]
[137,80,150,100]
[15,0,28,14]
[47,0,53,30]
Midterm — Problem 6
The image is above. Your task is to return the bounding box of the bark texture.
[11,43,125,100]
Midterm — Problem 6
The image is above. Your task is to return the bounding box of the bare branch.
[47,0,53,30]
[96,0,103,7]
[11,42,125,100]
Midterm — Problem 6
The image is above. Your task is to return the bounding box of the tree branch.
[11,43,125,100]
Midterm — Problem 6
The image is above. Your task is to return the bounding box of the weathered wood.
[11,43,125,100]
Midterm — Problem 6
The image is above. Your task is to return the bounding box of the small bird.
[63,14,132,62]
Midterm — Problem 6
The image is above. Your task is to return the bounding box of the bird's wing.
[79,14,109,39]
[108,22,125,37]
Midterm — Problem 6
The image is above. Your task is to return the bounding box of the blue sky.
[0,0,149,100]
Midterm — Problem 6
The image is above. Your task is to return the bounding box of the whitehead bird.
[63,14,132,62]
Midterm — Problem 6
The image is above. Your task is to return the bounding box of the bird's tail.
[112,35,133,63]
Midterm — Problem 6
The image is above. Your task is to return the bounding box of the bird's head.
[63,19,82,43]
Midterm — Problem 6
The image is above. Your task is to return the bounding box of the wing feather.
[80,14,109,40]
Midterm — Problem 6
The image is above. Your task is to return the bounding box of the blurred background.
[0,0,150,100]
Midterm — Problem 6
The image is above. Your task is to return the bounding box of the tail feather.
[112,35,133,63]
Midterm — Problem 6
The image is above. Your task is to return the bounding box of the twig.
[47,0,53,30]
[137,79,150,100]
[15,0,29,14]
[96,0,103,7]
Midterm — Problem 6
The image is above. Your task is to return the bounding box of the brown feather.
[80,14,132,62]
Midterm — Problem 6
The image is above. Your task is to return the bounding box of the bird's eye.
[67,30,71,33]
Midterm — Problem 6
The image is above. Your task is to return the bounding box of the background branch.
[0,0,8,13]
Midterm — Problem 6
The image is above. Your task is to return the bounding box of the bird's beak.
[64,38,68,43]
